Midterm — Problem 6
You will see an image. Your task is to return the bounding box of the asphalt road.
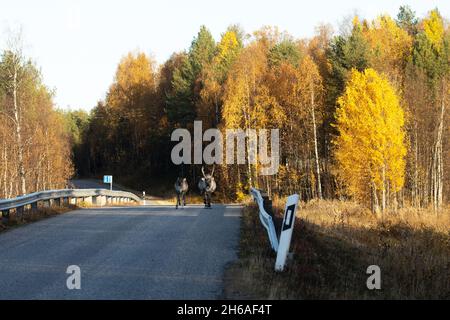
[69,179,121,190]
[0,204,242,299]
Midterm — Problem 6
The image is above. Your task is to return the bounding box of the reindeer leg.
[206,193,211,208]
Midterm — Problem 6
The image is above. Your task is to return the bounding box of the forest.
[1,6,449,214]
[0,34,73,198]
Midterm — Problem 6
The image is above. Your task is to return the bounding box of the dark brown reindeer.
[198,166,216,208]
[174,177,188,209]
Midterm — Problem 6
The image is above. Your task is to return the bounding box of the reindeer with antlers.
[198,166,216,208]
[174,177,188,209]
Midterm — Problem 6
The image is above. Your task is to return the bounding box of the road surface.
[70,179,122,191]
[0,204,242,299]
[69,179,171,204]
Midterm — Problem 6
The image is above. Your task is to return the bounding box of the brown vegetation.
[0,205,76,233]
[224,201,450,299]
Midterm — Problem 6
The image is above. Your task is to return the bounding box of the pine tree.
[166,26,216,127]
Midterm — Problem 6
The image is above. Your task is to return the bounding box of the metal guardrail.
[0,189,141,214]
[250,187,300,271]
[250,187,279,252]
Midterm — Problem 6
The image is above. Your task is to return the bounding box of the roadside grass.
[224,199,450,299]
[0,205,77,233]
[147,193,228,206]
[76,200,139,208]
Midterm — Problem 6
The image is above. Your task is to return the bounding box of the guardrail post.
[1,209,10,224]
[55,198,61,207]
[16,206,24,220]
[250,187,300,272]
[63,197,69,206]
[31,202,38,213]
[84,196,93,205]
[93,195,105,206]
[275,194,300,272]
[43,199,51,208]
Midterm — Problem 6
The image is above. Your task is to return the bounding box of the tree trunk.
[310,84,322,199]
[1,142,7,198]
[381,164,386,213]
[437,83,445,209]
[414,126,419,207]
[12,67,26,196]
[431,82,446,211]
[372,182,380,215]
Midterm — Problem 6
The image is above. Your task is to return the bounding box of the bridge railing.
[0,189,141,218]
[250,187,279,252]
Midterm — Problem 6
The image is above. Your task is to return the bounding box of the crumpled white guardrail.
[250,187,299,272]
[250,187,279,252]
[0,189,141,212]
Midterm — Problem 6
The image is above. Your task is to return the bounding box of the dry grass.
[0,205,76,233]
[143,194,207,206]
[76,201,140,208]
[224,199,450,300]
[148,193,231,206]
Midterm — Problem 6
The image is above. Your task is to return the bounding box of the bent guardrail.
[250,187,279,252]
[250,187,299,271]
[0,189,141,219]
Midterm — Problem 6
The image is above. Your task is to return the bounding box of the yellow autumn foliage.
[422,9,445,50]
[222,42,286,130]
[107,52,157,109]
[334,68,406,207]
[214,30,240,66]
[363,15,413,81]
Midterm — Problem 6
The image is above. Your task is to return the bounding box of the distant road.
[0,204,242,299]
[69,179,174,204]
[69,179,121,190]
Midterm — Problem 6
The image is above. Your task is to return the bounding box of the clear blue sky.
[0,0,448,111]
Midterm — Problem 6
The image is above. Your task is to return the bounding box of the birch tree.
[334,68,407,213]
[0,33,28,195]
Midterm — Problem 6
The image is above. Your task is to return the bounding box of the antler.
[201,166,206,178]
[211,165,215,177]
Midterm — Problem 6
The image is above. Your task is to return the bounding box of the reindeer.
[199,166,216,208]
[175,177,188,209]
